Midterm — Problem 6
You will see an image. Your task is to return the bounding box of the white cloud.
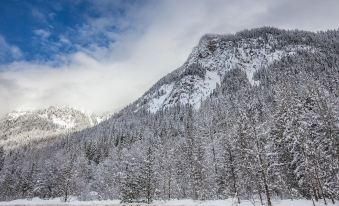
[34,29,51,39]
[0,35,23,62]
[0,55,138,115]
[0,0,339,116]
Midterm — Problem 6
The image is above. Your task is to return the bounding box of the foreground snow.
[0,198,337,206]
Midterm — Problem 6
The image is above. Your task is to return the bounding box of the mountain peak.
[132,27,315,113]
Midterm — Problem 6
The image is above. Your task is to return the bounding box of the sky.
[0,0,339,116]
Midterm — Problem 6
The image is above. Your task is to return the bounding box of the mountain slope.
[133,28,316,113]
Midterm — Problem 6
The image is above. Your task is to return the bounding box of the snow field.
[0,198,337,206]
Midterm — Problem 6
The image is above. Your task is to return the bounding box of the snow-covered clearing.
[0,198,337,206]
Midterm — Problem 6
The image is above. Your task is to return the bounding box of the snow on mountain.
[0,106,106,149]
[133,31,315,113]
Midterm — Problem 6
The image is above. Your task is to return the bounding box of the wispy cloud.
[33,29,51,39]
[31,8,47,23]
[0,0,339,116]
[0,35,23,63]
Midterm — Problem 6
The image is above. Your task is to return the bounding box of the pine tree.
[0,146,4,172]
[142,147,155,204]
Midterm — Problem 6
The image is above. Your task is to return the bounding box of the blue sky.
[0,0,338,116]
[0,0,143,63]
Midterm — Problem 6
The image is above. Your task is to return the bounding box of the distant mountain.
[0,106,106,149]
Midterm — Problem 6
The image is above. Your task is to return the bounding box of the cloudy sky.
[0,0,339,116]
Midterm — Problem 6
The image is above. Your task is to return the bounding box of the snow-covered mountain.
[133,29,315,113]
[1,27,338,202]
[0,106,105,148]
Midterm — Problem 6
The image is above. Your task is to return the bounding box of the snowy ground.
[0,198,337,206]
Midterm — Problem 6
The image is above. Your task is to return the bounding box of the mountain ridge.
[128,27,320,114]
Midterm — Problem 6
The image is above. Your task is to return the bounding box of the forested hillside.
[0,27,338,206]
